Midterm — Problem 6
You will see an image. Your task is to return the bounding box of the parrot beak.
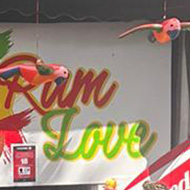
[55,77,66,86]
[167,29,180,40]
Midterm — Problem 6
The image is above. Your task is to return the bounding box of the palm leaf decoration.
[0,29,13,60]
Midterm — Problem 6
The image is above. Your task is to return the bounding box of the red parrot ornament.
[0,59,69,86]
[119,18,190,44]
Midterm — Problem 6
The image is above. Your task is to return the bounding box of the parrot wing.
[119,23,163,39]
[181,22,190,31]
[0,29,13,60]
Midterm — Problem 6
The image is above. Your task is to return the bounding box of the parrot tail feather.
[0,67,20,80]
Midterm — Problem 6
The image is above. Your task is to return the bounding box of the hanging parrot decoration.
[0,29,69,86]
[0,60,69,86]
[119,18,190,44]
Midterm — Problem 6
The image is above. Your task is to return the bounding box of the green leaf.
[0,29,13,60]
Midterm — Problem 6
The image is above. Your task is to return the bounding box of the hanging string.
[163,0,167,19]
[36,0,40,58]
[0,3,187,22]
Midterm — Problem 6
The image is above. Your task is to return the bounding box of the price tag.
[12,145,36,182]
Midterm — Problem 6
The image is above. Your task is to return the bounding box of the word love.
[42,107,157,161]
[2,68,118,115]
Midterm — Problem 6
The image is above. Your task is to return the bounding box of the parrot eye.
[64,71,67,74]
[170,24,174,27]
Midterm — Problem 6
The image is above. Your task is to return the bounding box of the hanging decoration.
[0,0,69,87]
[0,61,69,86]
[119,18,190,44]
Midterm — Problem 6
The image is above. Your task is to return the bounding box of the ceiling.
[0,0,189,23]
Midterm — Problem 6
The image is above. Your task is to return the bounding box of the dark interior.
[0,0,189,23]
